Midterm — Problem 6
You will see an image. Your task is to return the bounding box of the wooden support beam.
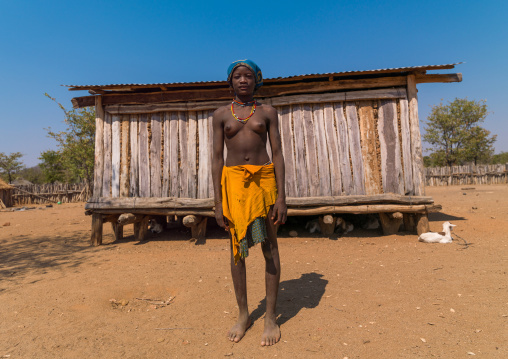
[87,203,441,218]
[102,214,119,223]
[134,216,150,241]
[103,88,407,114]
[117,213,145,225]
[85,197,214,210]
[85,194,434,211]
[91,213,103,246]
[111,223,124,241]
[318,215,336,236]
[287,204,440,216]
[415,73,462,84]
[183,215,208,242]
[416,212,430,235]
[93,208,216,217]
[72,76,408,108]
[403,213,416,232]
[379,212,404,235]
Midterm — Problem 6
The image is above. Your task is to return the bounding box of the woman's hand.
[271,197,287,225]
[214,204,230,231]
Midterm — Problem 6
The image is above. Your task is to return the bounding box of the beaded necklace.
[231,100,256,124]
[233,99,256,107]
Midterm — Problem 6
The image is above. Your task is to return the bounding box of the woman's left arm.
[266,106,287,225]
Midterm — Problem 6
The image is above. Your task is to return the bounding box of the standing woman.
[212,60,287,346]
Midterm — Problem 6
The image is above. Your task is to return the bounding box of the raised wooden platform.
[85,194,440,245]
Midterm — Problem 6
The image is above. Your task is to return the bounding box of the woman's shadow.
[250,272,328,326]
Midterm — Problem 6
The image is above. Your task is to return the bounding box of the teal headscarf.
[227,59,263,89]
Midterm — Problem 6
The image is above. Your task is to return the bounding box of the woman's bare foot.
[261,318,280,346]
[228,315,252,343]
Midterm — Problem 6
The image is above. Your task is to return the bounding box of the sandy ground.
[1,185,507,358]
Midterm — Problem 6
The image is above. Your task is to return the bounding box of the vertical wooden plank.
[378,100,404,194]
[279,106,297,197]
[150,113,162,197]
[111,115,121,198]
[102,112,112,197]
[93,96,104,198]
[197,111,208,198]
[302,104,320,196]
[169,112,179,197]
[111,222,123,242]
[162,112,170,197]
[292,104,309,197]
[358,101,382,195]
[399,98,414,195]
[134,216,150,241]
[187,111,198,198]
[345,103,366,195]
[91,213,103,246]
[178,112,189,197]
[208,110,214,197]
[323,103,342,196]
[120,115,130,197]
[129,115,139,197]
[334,103,353,195]
[407,74,425,196]
[138,114,150,197]
[312,104,331,196]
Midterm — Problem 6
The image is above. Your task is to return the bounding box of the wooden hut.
[69,63,462,245]
[0,178,14,208]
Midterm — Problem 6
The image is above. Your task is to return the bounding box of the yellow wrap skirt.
[221,163,278,264]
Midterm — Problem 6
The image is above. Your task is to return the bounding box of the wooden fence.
[424,164,508,186]
[12,183,90,205]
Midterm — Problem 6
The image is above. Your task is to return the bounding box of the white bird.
[418,222,456,243]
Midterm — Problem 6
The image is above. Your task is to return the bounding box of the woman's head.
[227,60,263,92]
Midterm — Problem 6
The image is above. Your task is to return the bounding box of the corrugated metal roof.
[64,63,462,91]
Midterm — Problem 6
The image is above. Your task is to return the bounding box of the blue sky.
[1,0,506,166]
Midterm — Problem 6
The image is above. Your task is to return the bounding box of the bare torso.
[215,103,272,166]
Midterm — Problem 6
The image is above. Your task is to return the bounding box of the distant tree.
[17,165,45,184]
[423,98,496,166]
[423,152,446,167]
[44,94,95,186]
[0,152,24,183]
[461,126,496,165]
[423,156,432,167]
[39,150,66,183]
[491,151,508,164]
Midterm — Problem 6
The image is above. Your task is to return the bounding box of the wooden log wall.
[424,164,508,186]
[12,183,90,205]
[0,189,14,207]
[93,87,425,200]
[93,109,215,199]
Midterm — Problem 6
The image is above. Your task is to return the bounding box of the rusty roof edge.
[63,63,463,91]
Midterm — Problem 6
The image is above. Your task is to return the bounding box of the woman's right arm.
[211,108,229,230]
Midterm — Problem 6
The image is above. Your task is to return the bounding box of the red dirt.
[1,185,507,358]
